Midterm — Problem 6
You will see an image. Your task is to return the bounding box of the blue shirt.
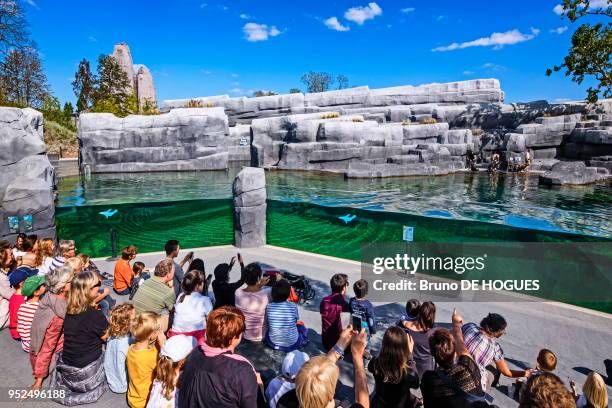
[265,301,299,348]
[104,335,131,393]
[349,297,376,334]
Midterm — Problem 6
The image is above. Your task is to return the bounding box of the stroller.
[263,269,316,304]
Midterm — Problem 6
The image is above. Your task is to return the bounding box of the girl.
[35,238,55,275]
[127,311,166,408]
[368,326,420,408]
[146,335,196,408]
[398,300,436,378]
[572,372,608,408]
[168,270,212,344]
[104,303,136,393]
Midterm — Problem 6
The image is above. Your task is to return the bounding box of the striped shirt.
[17,301,39,352]
[462,322,504,390]
[265,301,299,348]
[132,276,176,315]
[49,256,65,273]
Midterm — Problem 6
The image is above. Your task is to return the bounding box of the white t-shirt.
[37,257,54,275]
[265,377,295,408]
[146,380,177,408]
[171,292,213,333]
[12,248,26,259]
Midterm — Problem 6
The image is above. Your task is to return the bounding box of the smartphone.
[352,314,363,331]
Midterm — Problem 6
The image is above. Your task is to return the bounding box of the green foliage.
[40,95,76,131]
[72,59,95,112]
[92,54,136,117]
[43,119,78,157]
[300,71,335,93]
[63,102,74,118]
[253,90,278,97]
[0,47,49,108]
[289,88,301,94]
[547,0,612,102]
[140,99,160,115]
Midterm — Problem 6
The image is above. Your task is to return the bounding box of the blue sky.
[25,0,605,105]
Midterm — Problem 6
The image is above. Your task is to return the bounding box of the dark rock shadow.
[573,366,610,385]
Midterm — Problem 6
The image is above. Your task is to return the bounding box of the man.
[420,309,488,408]
[463,313,531,392]
[132,259,176,331]
[164,240,192,297]
[49,240,76,272]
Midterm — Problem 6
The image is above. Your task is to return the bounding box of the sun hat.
[281,350,310,379]
[160,335,197,362]
[21,275,46,297]
[9,266,38,288]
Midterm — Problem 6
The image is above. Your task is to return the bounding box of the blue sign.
[403,226,414,242]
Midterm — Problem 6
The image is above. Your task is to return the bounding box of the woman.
[212,253,245,308]
[572,372,608,408]
[234,262,271,342]
[399,300,436,378]
[30,265,73,390]
[50,270,109,405]
[18,235,39,271]
[12,233,27,259]
[187,258,215,304]
[168,270,213,344]
[0,240,15,330]
[36,238,55,275]
[369,326,419,408]
[178,306,263,407]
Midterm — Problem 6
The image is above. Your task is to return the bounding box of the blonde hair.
[133,311,161,343]
[153,356,185,400]
[107,303,135,337]
[295,356,339,408]
[65,257,84,273]
[77,253,90,267]
[583,372,608,408]
[66,270,98,315]
[35,238,54,267]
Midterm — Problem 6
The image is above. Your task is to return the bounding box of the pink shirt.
[235,287,271,341]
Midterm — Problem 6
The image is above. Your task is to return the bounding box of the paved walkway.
[1,245,610,407]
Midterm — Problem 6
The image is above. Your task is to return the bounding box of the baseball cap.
[9,266,38,288]
[160,335,197,362]
[21,275,46,297]
[282,350,310,379]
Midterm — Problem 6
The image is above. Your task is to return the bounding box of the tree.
[546,0,611,102]
[336,74,349,90]
[92,54,137,117]
[300,71,335,93]
[253,90,277,97]
[72,59,95,112]
[289,88,301,94]
[0,0,30,60]
[63,101,74,119]
[0,47,49,108]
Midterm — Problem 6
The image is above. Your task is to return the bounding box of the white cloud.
[463,70,475,75]
[553,0,608,15]
[550,26,568,34]
[400,7,415,14]
[324,16,350,31]
[229,87,244,96]
[436,15,446,22]
[231,73,239,78]
[240,13,252,19]
[200,3,208,8]
[432,28,540,52]
[218,5,228,11]
[88,36,97,42]
[482,62,506,71]
[25,0,39,8]
[554,97,573,103]
[243,22,282,41]
[201,69,212,75]
[344,2,382,25]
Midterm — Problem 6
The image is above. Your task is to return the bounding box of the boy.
[319,273,350,351]
[514,348,557,398]
[8,266,37,339]
[349,279,376,335]
[17,275,46,352]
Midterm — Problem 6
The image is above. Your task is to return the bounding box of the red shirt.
[9,293,26,339]
[320,293,349,351]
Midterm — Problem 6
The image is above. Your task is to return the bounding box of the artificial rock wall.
[112,43,157,108]
[233,167,266,248]
[78,108,242,173]
[0,107,56,241]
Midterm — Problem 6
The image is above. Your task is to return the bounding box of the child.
[129,262,151,300]
[127,311,166,408]
[265,350,310,408]
[319,273,350,351]
[514,348,558,399]
[349,279,376,335]
[104,303,136,393]
[16,275,46,352]
[8,267,37,339]
[265,279,308,351]
[146,335,196,408]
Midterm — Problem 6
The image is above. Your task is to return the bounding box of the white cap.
[282,350,310,379]
[160,335,197,362]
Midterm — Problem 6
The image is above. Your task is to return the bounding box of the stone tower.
[110,43,157,109]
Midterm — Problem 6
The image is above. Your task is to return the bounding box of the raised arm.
[351,329,370,408]
[451,309,471,358]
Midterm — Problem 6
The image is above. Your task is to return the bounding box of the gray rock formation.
[233,167,266,248]
[112,43,136,91]
[78,108,231,173]
[0,107,55,241]
[111,43,157,108]
[539,161,608,186]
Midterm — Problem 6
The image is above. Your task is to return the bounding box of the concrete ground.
[1,244,610,407]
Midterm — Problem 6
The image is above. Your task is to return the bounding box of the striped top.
[132,276,176,315]
[49,256,65,273]
[17,301,39,352]
[265,301,299,348]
